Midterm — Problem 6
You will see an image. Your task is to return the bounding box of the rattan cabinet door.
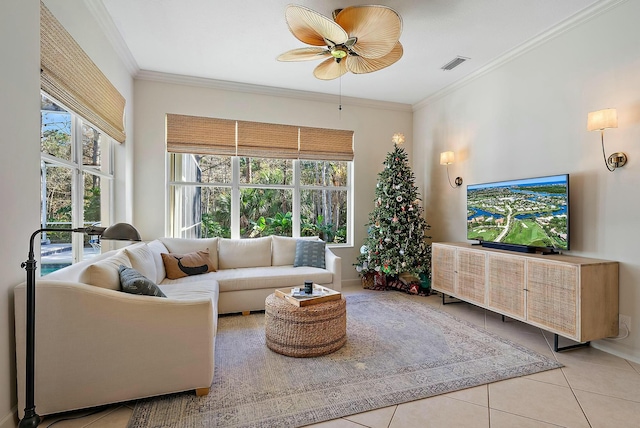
[456,249,486,305]
[526,260,578,338]
[488,254,525,319]
[432,244,456,294]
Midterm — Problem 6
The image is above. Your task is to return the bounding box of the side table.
[264,293,346,357]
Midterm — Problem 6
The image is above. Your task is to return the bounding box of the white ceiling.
[96,0,602,106]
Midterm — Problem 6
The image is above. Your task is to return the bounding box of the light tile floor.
[41,283,640,428]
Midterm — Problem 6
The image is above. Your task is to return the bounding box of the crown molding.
[84,0,139,76]
[135,70,413,113]
[412,0,629,111]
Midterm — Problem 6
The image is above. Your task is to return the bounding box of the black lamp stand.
[19,224,140,427]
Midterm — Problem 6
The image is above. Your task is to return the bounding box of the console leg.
[553,334,590,352]
[441,293,464,305]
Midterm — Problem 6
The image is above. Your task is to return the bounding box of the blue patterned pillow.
[119,265,166,297]
[293,240,326,269]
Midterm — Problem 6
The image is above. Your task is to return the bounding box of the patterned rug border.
[128,290,563,428]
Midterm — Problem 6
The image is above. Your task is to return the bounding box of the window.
[300,160,349,243]
[170,155,351,244]
[166,114,353,244]
[40,94,114,274]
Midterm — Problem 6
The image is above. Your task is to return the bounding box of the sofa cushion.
[293,239,326,269]
[160,237,219,271]
[146,240,169,284]
[124,243,157,284]
[79,251,131,290]
[119,265,166,297]
[161,250,216,280]
[218,236,272,270]
[212,265,333,292]
[158,280,219,302]
[271,235,319,266]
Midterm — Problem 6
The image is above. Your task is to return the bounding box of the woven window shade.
[300,127,354,161]
[237,121,299,159]
[166,114,236,156]
[40,2,126,143]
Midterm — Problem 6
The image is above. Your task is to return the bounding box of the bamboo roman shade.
[40,2,126,143]
[299,127,354,161]
[166,114,236,156]
[237,121,299,159]
[166,114,354,161]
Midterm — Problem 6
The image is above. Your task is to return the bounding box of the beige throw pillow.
[160,237,219,271]
[161,250,216,280]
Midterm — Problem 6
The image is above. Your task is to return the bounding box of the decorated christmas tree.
[355,134,432,294]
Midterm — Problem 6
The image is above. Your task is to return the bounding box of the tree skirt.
[128,291,561,428]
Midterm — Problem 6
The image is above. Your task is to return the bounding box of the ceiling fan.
[277,4,403,80]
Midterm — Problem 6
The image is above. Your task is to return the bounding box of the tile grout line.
[569,387,640,404]
[566,379,594,428]
[81,407,119,428]
[488,408,567,428]
[487,383,492,427]
[340,418,371,428]
[386,405,398,428]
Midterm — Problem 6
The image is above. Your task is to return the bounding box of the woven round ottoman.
[264,293,347,357]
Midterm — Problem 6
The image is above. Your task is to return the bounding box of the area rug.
[128,291,561,428]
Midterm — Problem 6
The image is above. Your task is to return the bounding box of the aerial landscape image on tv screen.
[467,174,569,250]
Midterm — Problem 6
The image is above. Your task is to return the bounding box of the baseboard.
[341,279,361,288]
[0,406,18,428]
[592,341,640,365]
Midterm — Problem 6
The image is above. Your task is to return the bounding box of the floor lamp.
[19,223,141,428]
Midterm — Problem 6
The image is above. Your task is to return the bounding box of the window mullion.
[231,156,240,239]
[72,116,84,263]
[347,161,353,246]
[293,160,300,237]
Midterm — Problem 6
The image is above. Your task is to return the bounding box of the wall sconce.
[440,151,463,188]
[587,108,627,171]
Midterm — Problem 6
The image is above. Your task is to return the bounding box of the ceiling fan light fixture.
[331,47,348,59]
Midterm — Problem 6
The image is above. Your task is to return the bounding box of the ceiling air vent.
[441,56,470,71]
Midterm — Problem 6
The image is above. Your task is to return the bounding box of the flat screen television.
[467,174,569,253]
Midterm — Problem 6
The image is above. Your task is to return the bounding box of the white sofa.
[14,235,341,418]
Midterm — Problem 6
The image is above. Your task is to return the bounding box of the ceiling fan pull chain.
[339,74,342,112]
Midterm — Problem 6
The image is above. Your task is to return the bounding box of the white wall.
[133,78,413,282]
[413,0,640,361]
[0,1,134,425]
[0,2,40,426]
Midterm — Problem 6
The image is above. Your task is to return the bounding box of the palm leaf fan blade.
[347,42,403,74]
[335,5,402,59]
[278,47,331,62]
[313,57,348,80]
[285,5,348,47]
